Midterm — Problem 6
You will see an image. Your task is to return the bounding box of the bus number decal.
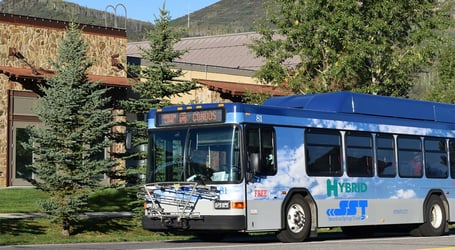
[327,179,367,197]
[256,115,263,122]
[326,200,368,221]
[218,186,227,195]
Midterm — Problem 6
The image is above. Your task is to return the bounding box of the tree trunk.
[61,217,70,236]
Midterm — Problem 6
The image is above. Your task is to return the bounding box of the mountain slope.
[171,0,266,37]
[0,0,153,41]
[0,0,266,40]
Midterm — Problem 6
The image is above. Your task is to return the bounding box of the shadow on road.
[165,227,455,244]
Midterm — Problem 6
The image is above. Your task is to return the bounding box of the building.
[0,14,287,187]
[127,32,288,104]
[0,13,130,187]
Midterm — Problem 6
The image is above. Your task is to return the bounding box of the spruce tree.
[121,4,198,184]
[27,22,117,236]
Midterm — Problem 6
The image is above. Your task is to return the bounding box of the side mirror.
[247,153,260,181]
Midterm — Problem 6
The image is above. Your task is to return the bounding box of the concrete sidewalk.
[0,211,134,219]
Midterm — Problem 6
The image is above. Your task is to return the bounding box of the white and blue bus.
[141,91,455,242]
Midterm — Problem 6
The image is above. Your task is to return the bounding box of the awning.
[197,79,288,96]
[0,66,131,87]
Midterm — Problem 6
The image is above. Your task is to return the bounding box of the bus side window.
[246,126,277,176]
[345,132,373,177]
[450,139,455,179]
[397,136,423,178]
[425,138,448,179]
[376,134,396,177]
[306,129,342,177]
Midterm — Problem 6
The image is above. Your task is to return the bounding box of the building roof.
[0,13,126,38]
[197,79,288,96]
[0,66,131,87]
[128,32,264,71]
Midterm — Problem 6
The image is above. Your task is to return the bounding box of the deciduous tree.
[251,0,454,97]
[425,34,455,103]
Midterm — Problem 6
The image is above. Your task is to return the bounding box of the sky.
[66,0,220,23]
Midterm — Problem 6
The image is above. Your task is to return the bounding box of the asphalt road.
[2,231,455,250]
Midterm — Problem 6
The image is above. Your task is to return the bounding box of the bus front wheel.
[412,195,447,236]
[276,194,311,243]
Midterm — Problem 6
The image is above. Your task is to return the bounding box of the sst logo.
[326,200,368,221]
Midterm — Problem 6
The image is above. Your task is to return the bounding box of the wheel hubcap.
[430,204,443,228]
[287,204,306,233]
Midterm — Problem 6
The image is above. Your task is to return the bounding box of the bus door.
[245,126,280,230]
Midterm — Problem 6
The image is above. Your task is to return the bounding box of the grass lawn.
[0,217,190,245]
[0,187,190,245]
[0,187,139,213]
[0,188,49,213]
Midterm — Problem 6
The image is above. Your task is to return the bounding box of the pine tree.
[27,22,117,236]
[121,4,198,184]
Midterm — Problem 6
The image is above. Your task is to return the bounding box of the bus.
[140,91,455,242]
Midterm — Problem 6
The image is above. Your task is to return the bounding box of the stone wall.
[0,14,128,187]
[0,74,9,187]
[0,20,127,77]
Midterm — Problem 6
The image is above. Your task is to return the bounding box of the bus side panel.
[317,198,423,227]
[450,197,455,222]
[246,200,282,231]
[245,123,455,232]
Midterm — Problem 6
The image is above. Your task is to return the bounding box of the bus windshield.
[148,126,241,183]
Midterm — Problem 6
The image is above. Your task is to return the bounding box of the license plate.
[214,200,230,209]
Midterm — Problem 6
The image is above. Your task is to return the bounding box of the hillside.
[171,0,266,37]
[0,0,266,41]
[0,0,150,41]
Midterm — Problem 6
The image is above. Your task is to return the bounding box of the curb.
[0,213,44,219]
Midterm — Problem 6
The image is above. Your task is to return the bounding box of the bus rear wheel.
[412,195,447,236]
[276,194,311,243]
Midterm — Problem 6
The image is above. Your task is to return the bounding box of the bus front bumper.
[142,215,246,231]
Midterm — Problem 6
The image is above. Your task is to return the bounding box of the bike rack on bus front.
[141,182,220,221]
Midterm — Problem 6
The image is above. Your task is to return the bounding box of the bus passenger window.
[376,134,396,177]
[345,132,373,177]
[397,136,422,178]
[450,139,455,179]
[306,129,342,177]
[425,138,448,179]
[246,126,277,176]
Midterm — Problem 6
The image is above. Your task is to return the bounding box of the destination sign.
[156,109,224,127]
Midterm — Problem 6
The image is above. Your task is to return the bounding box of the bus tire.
[414,195,446,236]
[276,194,311,242]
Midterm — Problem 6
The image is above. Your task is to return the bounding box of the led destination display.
[156,109,224,127]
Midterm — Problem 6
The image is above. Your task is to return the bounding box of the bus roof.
[263,91,455,123]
